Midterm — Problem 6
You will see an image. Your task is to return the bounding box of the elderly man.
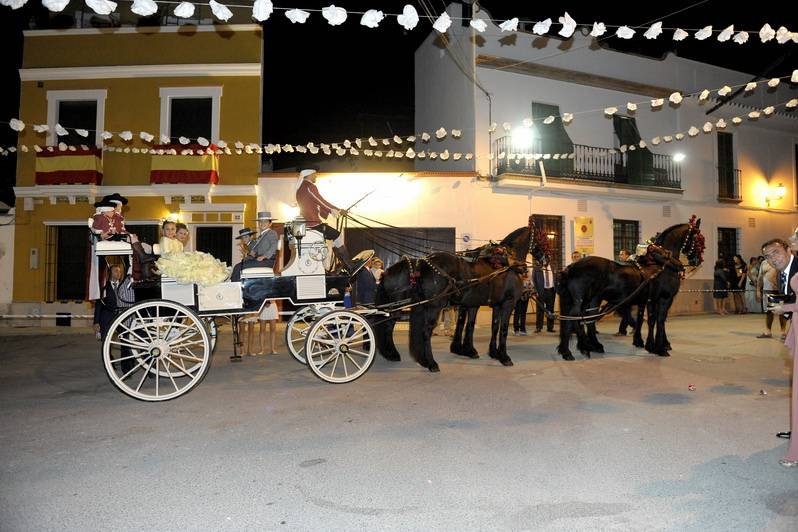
[247,212,279,269]
[296,168,367,273]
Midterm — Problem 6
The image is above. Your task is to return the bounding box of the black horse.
[642,218,704,355]
[556,219,704,360]
[449,230,547,360]
[374,221,543,372]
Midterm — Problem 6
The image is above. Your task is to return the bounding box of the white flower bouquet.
[156,251,231,286]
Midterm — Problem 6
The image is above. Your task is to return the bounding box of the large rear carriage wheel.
[285,303,340,365]
[304,310,375,383]
[103,300,212,401]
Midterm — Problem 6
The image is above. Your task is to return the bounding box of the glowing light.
[511,127,535,151]
[673,152,686,162]
[766,182,786,207]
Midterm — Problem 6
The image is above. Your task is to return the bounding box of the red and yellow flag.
[150,144,219,184]
[35,147,103,185]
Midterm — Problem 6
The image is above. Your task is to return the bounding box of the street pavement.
[0,314,796,531]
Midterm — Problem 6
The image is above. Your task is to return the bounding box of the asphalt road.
[1,314,796,531]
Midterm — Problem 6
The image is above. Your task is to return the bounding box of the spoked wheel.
[285,303,340,365]
[304,310,375,383]
[103,300,211,401]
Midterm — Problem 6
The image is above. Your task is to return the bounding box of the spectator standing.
[731,254,748,314]
[746,257,761,313]
[533,256,556,333]
[713,260,729,315]
[512,269,532,336]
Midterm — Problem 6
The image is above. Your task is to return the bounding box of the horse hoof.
[562,353,575,361]
[633,340,644,348]
[594,346,605,353]
[500,358,514,367]
[449,343,462,355]
[465,348,479,359]
[428,363,441,373]
[382,352,401,362]
[657,351,671,357]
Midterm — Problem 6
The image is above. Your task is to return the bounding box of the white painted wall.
[414,3,477,173]
[413,2,798,283]
[0,208,15,308]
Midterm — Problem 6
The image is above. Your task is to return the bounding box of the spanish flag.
[35,147,103,185]
[150,144,219,184]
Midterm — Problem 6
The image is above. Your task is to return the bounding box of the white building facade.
[408,3,798,313]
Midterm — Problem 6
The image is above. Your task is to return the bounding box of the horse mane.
[652,223,688,246]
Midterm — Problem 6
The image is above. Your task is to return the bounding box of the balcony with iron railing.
[493,136,682,190]
[717,166,742,202]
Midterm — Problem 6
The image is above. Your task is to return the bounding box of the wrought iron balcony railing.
[717,166,741,201]
[493,136,681,189]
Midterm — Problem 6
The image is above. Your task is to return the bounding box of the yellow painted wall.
[22,26,262,68]
[13,194,258,301]
[16,76,261,187]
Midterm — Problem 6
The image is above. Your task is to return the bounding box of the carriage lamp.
[766,183,786,207]
[673,152,686,162]
[291,216,307,255]
[291,216,307,239]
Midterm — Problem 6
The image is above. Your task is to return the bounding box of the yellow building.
[12,24,263,318]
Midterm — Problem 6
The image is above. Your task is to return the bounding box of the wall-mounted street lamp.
[766,182,786,207]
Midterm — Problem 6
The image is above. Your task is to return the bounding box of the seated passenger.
[159,220,184,254]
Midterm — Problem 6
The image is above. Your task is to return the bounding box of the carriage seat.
[241,266,275,279]
[95,240,133,256]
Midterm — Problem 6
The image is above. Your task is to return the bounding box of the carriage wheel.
[285,303,339,365]
[103,300,212,401]
[304,310,375,383]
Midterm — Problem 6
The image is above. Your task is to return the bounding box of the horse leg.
[644,299,657,353]
[556,291,576,361]
[459,308,479,358]
[632,304,646,348]
[494,302,514,366]
[654,299,673,356]
[375,316,401,361]
[449,306,466,355]
[409,305,438,372]
[573,299,594,357]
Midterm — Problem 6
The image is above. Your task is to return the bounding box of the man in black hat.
[230,227,258,282]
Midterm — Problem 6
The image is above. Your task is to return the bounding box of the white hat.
[296,169,317,191]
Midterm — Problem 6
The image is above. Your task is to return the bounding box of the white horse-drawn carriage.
[98,218,381,402]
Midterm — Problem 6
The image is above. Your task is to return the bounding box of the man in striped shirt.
[93,264,136,373]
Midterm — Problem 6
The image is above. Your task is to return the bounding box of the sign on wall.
[574,216,594,255]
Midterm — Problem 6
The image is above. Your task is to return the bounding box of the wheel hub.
[148,339,170,359]
[338,344,349,355]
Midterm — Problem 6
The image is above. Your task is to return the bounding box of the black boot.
[333,246,369,276]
